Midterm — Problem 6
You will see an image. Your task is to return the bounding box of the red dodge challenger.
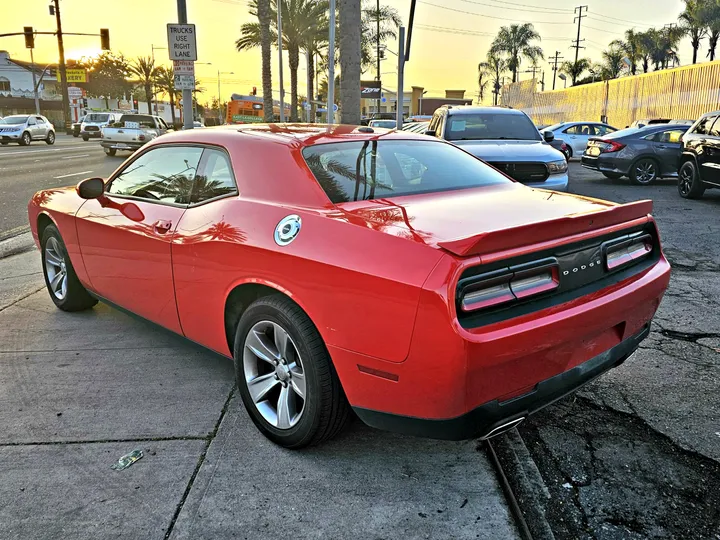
[28,124,670,448]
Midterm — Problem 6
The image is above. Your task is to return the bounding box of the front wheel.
[234,295,350,448]
[678,160,705,199]
[104,147,116,156]
[82,135,89,142]
[19,132,31,146]
[45,131,55,145]
[41,225,98,312]
[630,158,658,185]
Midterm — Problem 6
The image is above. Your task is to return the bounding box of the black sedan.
[581,124,689,185]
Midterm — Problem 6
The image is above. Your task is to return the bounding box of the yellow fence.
[502,61,720,128]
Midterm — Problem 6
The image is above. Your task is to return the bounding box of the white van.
[80,112,122,141]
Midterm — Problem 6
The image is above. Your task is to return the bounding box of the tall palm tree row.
[478,52,506,105]
[153,66,178,124]
[489,23,543,83]
[129,56,157,114]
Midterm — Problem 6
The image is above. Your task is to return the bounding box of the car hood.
[452,140,565,162]
[337,184,652,257]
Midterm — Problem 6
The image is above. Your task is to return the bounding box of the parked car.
[81,112,122,141]
[427,105,568,191]
[27,124,671,447]
[581,124,688,184]
[538,128,570,159]
[72,115,86,137]
[368,119,397,129]
[100,114,170,156]
[0,114,55,146]
[678,110,720,199]
[543,121,617,157]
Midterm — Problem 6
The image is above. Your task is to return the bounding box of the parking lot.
[1,139,719,539]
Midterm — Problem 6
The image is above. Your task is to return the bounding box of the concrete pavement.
[0,249,519,539]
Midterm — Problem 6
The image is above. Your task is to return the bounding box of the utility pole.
[52,0,70,131]
[396,26,405,129]
[327,0,336,124]
[277,3,285,122]
[550,51,564,90]
[540,70,545,92]
[376,0,381,115]
[572,5,588,64]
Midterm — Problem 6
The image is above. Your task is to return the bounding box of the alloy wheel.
[679,166,693,196]
[635,161,657,184]
[243,320,306,429]
[47,132,55,144]
[44,237,68,300]
[22,132,31,145]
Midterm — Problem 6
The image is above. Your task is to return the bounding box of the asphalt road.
[0,134,124,240]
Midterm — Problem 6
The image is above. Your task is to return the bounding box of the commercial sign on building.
[167,24,197,61]
[57,69,87,83]
[360,80,381,100]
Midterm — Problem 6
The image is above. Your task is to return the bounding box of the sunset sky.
[2,0,690,104]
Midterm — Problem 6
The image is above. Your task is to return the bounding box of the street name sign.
[167,24,197,61]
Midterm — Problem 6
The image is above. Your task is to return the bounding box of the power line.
[418,1,573,25]
[572,5,588,63]
[586,12,645,26]
[485,0,571,12]
[459,0,572,15]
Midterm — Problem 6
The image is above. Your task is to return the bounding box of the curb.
[490,428,556,540]
[0,231,36,259]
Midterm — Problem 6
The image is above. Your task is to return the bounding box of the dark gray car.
[581,124,689,185]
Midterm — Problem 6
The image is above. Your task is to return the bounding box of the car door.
[691,114,720,184]
[562,124,590,154]
[650,128,685,175]
[26,116,38,139]
[75,145,204,333]
[33,116,46,138]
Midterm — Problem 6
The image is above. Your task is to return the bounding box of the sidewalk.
[0,247,519,540]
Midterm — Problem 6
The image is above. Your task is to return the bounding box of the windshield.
[370,120,396,129]
[86,114,110,123]
[0,116,29,125]
[445,113,541,141]
[302,140,510,203]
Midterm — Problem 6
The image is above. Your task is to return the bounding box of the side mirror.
[424,130,436,136]
[543,130,555,143]
[77,177,105,199]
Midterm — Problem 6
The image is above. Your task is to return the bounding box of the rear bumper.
[354,323,649,440]
[101,141,144,150]
[581,155,627,175]
[81,131,102,138]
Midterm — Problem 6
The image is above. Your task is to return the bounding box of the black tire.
[678,160,705,199]
[234,295,350,448]
[19,132,31,146]
[40,225,98,312]
[45,131,55,145]
[602,172,624,180]
[104,148,116,156]
[73,133,79,138]
[82,135,89,142]
[566,146,573,159]
[630,158,659,185]
[1,142,8,145]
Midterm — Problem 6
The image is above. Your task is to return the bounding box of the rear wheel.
[104,148,116,156]
[566,146,573,159]
[45,131,55,145]
[82,135,89,142]
[41,225,98,312]
[1,142,8,145]
[678,160,705,199]
[602,172,624,180]
[234,295,350,448]
[19,132,31,146]
[630,158,658,185]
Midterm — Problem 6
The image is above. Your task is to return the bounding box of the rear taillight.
[602,234,653,272]
[600,140,626,153]
[138,134,146,141]
[459,259,559,313]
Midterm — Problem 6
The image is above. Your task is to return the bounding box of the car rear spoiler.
[437,199,653,257]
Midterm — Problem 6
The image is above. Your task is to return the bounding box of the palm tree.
[258,0,274,122]
[648,26,683,69]
[129,56,157,115]
[237,0,329,122]
[477,63,490,104]
[602,43,626,79]
[637,30,655,73]
[154,67,178,125]
[560,58,590,86]
[339,0,362,124]
[360,2,402,73]
[490,23,543,83]
[702,0,720,61]
[679,0,707,64]
[479,52,506,105]
[615,29,642,75]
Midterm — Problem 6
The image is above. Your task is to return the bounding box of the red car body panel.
[28,124,671,440]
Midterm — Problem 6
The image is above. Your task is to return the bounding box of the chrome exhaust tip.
[479,417,525,440]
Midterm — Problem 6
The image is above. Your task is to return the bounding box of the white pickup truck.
[100,114,170,156]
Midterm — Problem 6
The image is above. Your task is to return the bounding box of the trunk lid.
[337,184,652,257]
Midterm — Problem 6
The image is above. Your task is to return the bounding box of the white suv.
[0,115,56,146]
[81,112,121,141]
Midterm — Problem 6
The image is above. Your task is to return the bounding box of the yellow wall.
[502,61,720,128]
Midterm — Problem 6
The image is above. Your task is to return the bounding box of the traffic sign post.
[172,60,195,76]
[166,24,197,61]
[174,75,195,91]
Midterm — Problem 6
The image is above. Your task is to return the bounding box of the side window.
[694,115,717,135]
[108,146,204,204]
[158,118,169,130]
[428,113,441,133]
[660,130,685,143]
[191,149,238,204]
[643,132,660,142]
[708,118,720,138]
[27,117,37,125]
[436,114,446,138]
[563,125,580,135]
[35,116,45,124]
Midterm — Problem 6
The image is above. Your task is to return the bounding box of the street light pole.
[29,48,41,115]
[217,70,233,124]
[52,0,70,131]
[396,26,405,129]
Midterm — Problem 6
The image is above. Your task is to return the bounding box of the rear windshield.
[445,113,541,141]
[603,127,644,139]
[86,114,110,122]
[116,114,155,127]
[302,140,510,203]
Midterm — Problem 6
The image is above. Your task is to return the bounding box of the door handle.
[657,145,667,149]
[153,220,172,234]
